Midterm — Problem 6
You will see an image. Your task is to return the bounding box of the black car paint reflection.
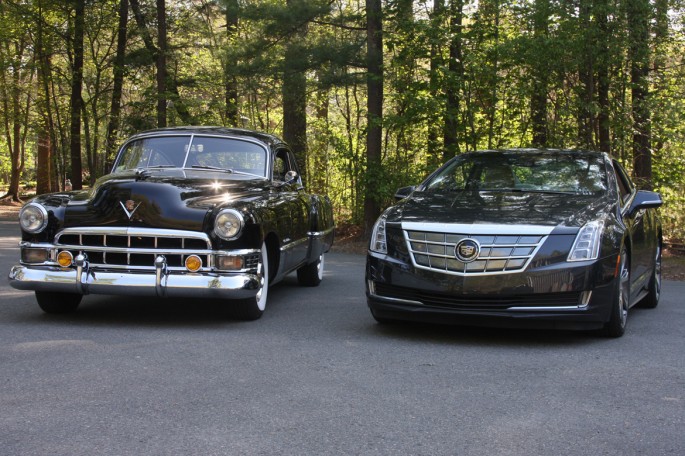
[9,127,334,320]
[366,149,663,337]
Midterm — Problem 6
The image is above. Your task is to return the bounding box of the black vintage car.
[366,149,663,337]
[9,127,334,320]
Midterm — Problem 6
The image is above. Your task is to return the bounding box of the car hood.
[389,190,612,230]
[63,169,269,230]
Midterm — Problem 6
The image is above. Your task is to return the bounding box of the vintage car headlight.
[214,209,244,240]
[19,203,49,233]
[568,221,604,261]
[369,212,388,254]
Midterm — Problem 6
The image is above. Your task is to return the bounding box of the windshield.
[113,135,268,177]
[423,152,608,195]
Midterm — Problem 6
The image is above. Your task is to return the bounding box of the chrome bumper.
[8,262,261,299]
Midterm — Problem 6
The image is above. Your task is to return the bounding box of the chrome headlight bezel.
[567,220,604,262]
[369,212,389,254]
[213,208,244,240]
[19,202,49,234]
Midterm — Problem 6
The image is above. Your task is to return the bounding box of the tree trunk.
[443,0,463,161]
[626,0,651,189]
[156,0,167,128]
[225,0,239,126]
[129,0,192,124]
[36,2,54,195]
[530,0,549,148]
[364,0,383,235]
[282,1,308,184]
[427,0,445,168]
[105,0,129,172]
[577,0,594,149]
[596,0,610,153]
[69,0,85,190]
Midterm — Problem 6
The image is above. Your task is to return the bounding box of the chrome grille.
[405,230,547,275]
[54,227,213,271]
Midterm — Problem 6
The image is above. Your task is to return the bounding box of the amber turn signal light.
[57,251,74,267]
[185,255,202,272]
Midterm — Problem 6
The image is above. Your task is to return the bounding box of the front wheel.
[640,243,661,309]
[35,291,82,314]
[232,243,269,321]
[603,248,630,338]
[297,253,324,287]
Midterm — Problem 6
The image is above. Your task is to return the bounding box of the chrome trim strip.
[307,226,335,237]
[401,222,555,235]
[507,306,587,311]
[56,227,212,244]
[280,237,309,252]
[368,292,423,307]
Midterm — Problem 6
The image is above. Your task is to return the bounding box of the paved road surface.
[1,218,683,455]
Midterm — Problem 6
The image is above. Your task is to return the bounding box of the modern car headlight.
[214,209,244,240]
[19,203,49,233]
[369,212,389,254]
[568,221,604,262]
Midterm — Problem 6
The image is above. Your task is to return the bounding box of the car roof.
[126,126,285,149]
[460,148,609,161]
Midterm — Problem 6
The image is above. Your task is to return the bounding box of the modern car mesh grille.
[374,282,582,310]
[405,230,547,275]
[55,228,212,271]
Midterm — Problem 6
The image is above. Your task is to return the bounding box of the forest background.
[1,0,684,242]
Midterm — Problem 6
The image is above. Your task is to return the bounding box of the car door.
[272,148,309,271]
[613,161,651,297]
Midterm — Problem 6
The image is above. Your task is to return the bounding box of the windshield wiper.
[480,188,577,195]
[191,165,233,172]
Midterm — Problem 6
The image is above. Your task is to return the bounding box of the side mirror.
[394,185,415,200]
[284,170,299,185]
[628,190,663,216]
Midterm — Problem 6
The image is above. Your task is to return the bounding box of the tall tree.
[443,0,464,160]
[282,0,308,183]
[105,0,129,171]
[224,0,239,126]
[596,0,611,153]
[156,0,167,127]
[364,0,383,234]
[69,0,85,190]
[530,0,549,147]
[626,0,652,188]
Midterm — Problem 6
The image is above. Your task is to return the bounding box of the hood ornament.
[120,199,142,220]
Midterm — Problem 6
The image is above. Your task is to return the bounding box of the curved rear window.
[114,135,268,177]
[423,152,608,195]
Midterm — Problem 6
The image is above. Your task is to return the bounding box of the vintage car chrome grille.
[405,230,547,275]
[54,227,213,271]
[373,282,582,310]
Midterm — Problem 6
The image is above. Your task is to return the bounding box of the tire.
[640,243,661,309]
[232,242,269,321]
[297,253,324,287]
[603,248,630,338]
[35,291,82,314]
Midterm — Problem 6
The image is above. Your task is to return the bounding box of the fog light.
[21,248,49,264]
[215,255,244,271]
[57,251,74,267]
[185,255,202,272]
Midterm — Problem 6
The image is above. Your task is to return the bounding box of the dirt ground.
[2,201,683,281]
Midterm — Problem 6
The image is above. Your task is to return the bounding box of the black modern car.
[366,149,662,337]
[9,127,334,320]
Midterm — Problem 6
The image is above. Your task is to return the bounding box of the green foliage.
[1,0,685,241]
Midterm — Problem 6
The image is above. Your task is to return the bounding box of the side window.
[272,149,298,182]
[613,161,634,206]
